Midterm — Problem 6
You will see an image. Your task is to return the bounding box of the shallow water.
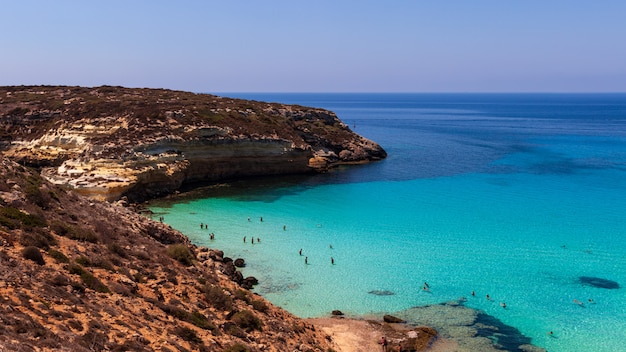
[150,93,626,352]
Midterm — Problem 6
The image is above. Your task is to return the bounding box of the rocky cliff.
[0,157,335,351]
[0,86,386,202]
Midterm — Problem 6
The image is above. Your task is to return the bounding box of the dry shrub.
[230,310,262,332]
[22,246,45,265]
[48,249,69,263]
[201,285,233,311]
[223,343,250,352]
[172,326,202,344]
[251,299,268,313]
[166,243,194,266]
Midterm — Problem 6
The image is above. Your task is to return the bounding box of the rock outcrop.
[0,86,386,202]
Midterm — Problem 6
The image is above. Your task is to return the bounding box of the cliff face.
[0,86,386,202]
[0,157,334,351]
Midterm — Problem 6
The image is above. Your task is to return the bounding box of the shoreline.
[307,316,458,352]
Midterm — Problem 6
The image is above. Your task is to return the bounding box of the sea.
[148,93,626,352]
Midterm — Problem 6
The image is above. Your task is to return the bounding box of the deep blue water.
[151,93,626,352]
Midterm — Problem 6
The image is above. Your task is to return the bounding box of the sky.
[1,1,625,93]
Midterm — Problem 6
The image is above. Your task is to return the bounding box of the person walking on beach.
[380,336,388,351]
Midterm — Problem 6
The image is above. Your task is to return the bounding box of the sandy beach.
[307,317,459,352]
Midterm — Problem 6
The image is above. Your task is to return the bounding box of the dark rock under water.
[394,300,546,352]
[368,290,395,296]
[579,276,620,289]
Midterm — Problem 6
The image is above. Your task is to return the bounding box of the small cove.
[150,93,626,352]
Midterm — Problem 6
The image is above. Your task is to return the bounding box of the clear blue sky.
[1,1,625,93]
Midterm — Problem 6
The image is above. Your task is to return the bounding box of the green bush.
[251,299,268,313]
[0,207,47,229]
[79,271,110,293]
[19,230,57,249]
[172,326,202,344]
[166,244,194,266]
[201,285,233,311]
[231,310,262,332]
[48,249,69,263]
[22,246,45,265]
[190,311,215,331]
[67,263,110,293]
[107,243,127,258]
[233,289,249,303]
[75,256,92,267]
[223,343,250,352]
[68,263,86,275]
[51,221,98,243]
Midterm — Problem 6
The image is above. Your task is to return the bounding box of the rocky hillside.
[0,157,334,351]
[0,86,386,202]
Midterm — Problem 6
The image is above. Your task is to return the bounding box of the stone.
[383,314,404,323]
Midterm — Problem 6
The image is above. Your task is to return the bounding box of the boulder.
[234,258,245,267]
[242,276,259,289]
[383,314,404,323]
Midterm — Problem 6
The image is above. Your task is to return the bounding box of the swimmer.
[299,248,302,256]
[257,237,260,243]
[424,282,429,288]
[248,217,250,222]
[331,257,335,265]
[305,256,308,265]
[471,290,475,296]
[251,237,254,244]
[260,216,263,222]
[486,294,491,301]
[573,299,584,307]
[329,244,333,249]
[500,302,507,308]
[547,331,555,337]
[243,236,246,243]
[200,222,203,229]
[283,225,286,231]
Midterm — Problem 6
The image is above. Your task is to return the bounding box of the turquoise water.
[150,94,626,352]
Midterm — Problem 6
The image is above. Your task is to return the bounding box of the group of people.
[199,223,215,240]
[243,236,261,244]
[299,246,335,265]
